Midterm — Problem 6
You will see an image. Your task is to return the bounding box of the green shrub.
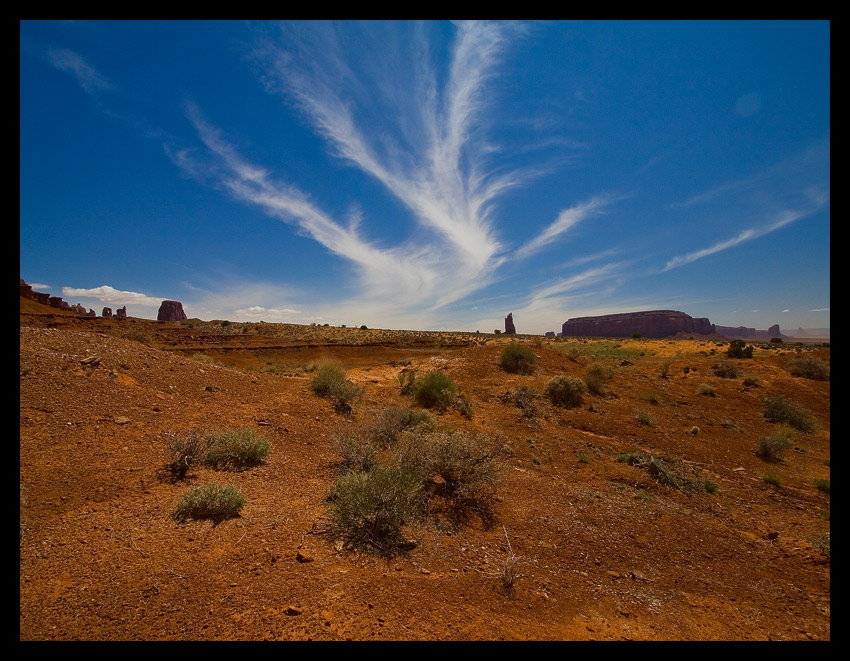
[325,466,425,556]
[369,408,435,447]
[411,370,457,409]
[175,483,246,523]
[397,431,500,523]
[726,339,754,359]
[636,410,653,427]
[204,428,270,470]
[704,480,718,493]
[310,360,347,396]
[814,479,830,494]
[500,343,537,374]
[544,376,587,408]
[616,451,647,465]
[311,360,362,414]
[786,355,830,381]
[763,474,782,487]
[164,430,210,479]
[513,385,537,418]
[453,394,474,419]
[584,363,613,396]
[332,432,378,473]
[763,396,815,433]
[698,383,717,397]
[756,431,792,462]
[712,360,741,378]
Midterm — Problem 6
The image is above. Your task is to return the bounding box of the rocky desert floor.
[20,302,830,640]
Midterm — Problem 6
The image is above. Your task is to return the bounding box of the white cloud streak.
[45,48,112,94]
[663,207,814,271]
[172,21,533,324]
[515,195,615,259]
[62,285,163,307]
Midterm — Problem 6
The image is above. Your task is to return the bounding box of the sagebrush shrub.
[500,343,537,374]
[369,408,435,447]
[164,430,210,479]
[204,428,270,470]
[332,432,378,473]
[411,370,457,409]
[726,339,754,359]
[763,396,815,433]
[174,483,246,522]
[544,376,587,408]
[786,355,830,381]
[712,360,741,378]
[397,431,500,523]
[311,361,362,414]
[325,466,425,555]
[756,431,792,462]
[584,363,613,395]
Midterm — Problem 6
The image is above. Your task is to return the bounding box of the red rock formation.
[116,306,127,319]
[157,300,187,322]
[505,312,516,335]
[102,307,113,318]
[561,310,714,338]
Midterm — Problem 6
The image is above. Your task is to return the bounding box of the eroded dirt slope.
[20,314,830,640]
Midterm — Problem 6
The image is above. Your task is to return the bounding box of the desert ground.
[20,299,830,641]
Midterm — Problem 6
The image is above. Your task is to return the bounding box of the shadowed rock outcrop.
[157,300,187,322]
[561,310,714,338]
[505,313,516,335]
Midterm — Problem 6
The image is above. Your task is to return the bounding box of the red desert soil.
[20,303,830,640]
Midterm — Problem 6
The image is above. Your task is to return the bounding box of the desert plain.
[19,298,830,641]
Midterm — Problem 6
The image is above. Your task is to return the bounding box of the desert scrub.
[332,432,378,473]
[544,376,587,408]
[368,408,435,447]
[164,429,210,479]
[174,483,246,523]
[512,385,537,418]
[584,363,613,396]
[310,360,362,414]
[756,431,792,462]
[698,383,717,397]
[410,370,457,410]
[763,396,815,433]
[726,339,754,359]
[712,360,741,378]
[814,479,830,494]
[204,428,270,470]
[325,466,425,556]
[397,430,500,525]
[635,409,653,427]
[762,474,782,487]
[500,343,537,374]
[786,355,830,381]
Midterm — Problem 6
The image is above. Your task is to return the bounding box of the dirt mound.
[20,314,830,640]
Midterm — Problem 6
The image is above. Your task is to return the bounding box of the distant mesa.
[712,323,788,342]
[157,300,187,322]
[504,312,516,335]
[20,278,102,318]
[560,310,714,339]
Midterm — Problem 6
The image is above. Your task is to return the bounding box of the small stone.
[113,416,131,425]
[285,606,302,616]
[296,550,314,563]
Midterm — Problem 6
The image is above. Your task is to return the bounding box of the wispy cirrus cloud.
[172,21,534,323]
[514,194,618,260]
[663,205,819,272]
[45,47,112,94]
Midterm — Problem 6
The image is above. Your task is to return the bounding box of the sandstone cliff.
[560,310,714,338]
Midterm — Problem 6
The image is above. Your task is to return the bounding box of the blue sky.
[20,20,830,334]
